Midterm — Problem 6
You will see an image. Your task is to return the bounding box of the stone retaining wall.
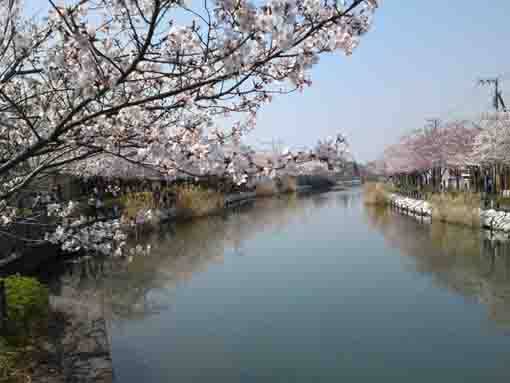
[47,296,113,383]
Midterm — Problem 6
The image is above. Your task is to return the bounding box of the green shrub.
[1,276,49,345]
[0,350,17,382]
[0,337,21,382]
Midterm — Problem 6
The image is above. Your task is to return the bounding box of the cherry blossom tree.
[380,136,422,176]
[0,0,378,254]
[472,119,510,165]
[378,120,481,190]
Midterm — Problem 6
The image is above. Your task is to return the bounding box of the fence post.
[0,280,6,334]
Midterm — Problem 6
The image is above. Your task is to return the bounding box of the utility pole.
[479,77,507,112]
[424,118,443,189]
[425,118,441,131]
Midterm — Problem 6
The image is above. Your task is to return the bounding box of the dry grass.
[173,184,224,217]
[363,182,391,206]
[364,182,482,229]
[255,180,278,197]
[430,192,481,228]
[119,192,156,220]
[117,186,224,221]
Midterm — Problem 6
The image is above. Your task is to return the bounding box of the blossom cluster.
[45,217,127,255]
[376,120,482,175]
[0,0,378,253]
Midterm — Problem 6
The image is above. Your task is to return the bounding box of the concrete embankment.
[50,296,113,383]
[480,209,510,232]
[27,296,113,383]
[388,193,510,233]
[1,181,348,274]
[388,194,432,216]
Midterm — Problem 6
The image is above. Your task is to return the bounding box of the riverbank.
[0,273,112,383]
[365,183,510,233]
[0,178,349,275]
[38,188,510,382]
[1,181,355,382]
[388,194,432,216]
[1,299,112,383]
[50,295,113,383]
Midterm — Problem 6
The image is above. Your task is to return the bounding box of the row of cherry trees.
[372,117,510,192]
[0,0,379,255]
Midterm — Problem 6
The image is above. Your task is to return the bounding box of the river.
[42,188,510,382]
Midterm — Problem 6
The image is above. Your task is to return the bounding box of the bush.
[1,276,49,345]
[0,339,19,382]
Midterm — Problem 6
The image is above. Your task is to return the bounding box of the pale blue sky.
[252,1,510,161]
[25,1,510,162]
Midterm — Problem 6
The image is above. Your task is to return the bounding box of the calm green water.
[47,189,510,382]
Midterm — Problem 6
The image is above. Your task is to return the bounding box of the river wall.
[1,179,354,274]
[1,182,358,382]
[50,295,113,383]
[389,193,510,233]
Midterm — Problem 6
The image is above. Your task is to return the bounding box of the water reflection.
[46,191,360,325]
[364,206,510,328]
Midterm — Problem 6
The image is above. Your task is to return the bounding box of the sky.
[251,1,510,162]
[24,0,510,162]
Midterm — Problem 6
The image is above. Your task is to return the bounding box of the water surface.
[46,189,510,382]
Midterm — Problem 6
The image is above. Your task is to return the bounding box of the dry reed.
[363,182,391,206]
[119,192,156,219]
[430,192,481,228]
[255,180,278,197]
[173,184,224,217]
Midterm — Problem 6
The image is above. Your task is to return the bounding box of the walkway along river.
[39,188,510,383]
